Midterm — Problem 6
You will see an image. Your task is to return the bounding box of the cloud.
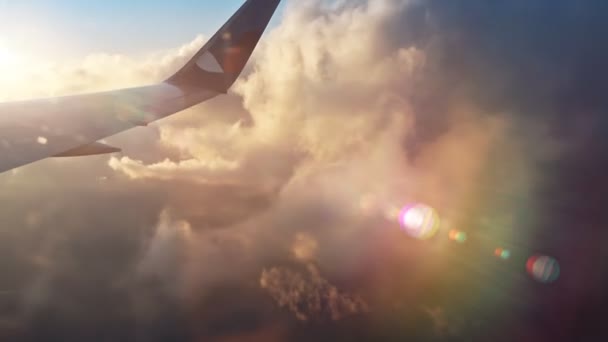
[100,0,518,235]
[260,264,368,322]
[109,156,240,183]
[292,232,319,262]
[106,0,428,190]
[138,209,192,281]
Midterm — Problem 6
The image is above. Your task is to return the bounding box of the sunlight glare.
[0,42,20,69]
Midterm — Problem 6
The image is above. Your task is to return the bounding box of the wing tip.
[166,0,281,92]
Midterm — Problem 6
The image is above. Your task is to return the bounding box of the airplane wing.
[0,0,281,173]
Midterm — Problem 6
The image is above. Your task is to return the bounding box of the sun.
[0,42,21,69]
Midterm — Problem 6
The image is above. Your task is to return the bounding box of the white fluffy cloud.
[104,0,429,192]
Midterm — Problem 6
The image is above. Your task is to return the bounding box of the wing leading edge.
[0,0,281,174]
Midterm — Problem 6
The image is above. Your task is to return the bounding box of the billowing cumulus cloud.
[260,264,368,321]
[0,0,606,340]
[106,1,429,190]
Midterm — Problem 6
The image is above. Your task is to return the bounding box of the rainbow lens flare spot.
[494,248,511,260]
[526,255,560,284]
[399,204,440,240]
[448,229,467,243]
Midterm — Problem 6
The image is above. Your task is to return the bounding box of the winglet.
[166,0,281,93]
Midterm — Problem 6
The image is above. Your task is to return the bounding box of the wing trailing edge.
[53,142,121,158]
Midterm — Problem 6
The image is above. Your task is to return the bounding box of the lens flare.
[527,255,560,283]
[448,229,467,243]
[494,248,511,260]
[399,204,440,240]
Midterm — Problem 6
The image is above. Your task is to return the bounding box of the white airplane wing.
[0,0,281,173]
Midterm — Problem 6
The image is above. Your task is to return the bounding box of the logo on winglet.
[196,51,224,73]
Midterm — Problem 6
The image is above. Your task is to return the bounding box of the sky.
[0,0,284,59]
[0,0,608,341]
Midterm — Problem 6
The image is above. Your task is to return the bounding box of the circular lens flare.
[399,204,440,240]
[449,229,467,243]
[527,255,560,283]
[494,248,511,260]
